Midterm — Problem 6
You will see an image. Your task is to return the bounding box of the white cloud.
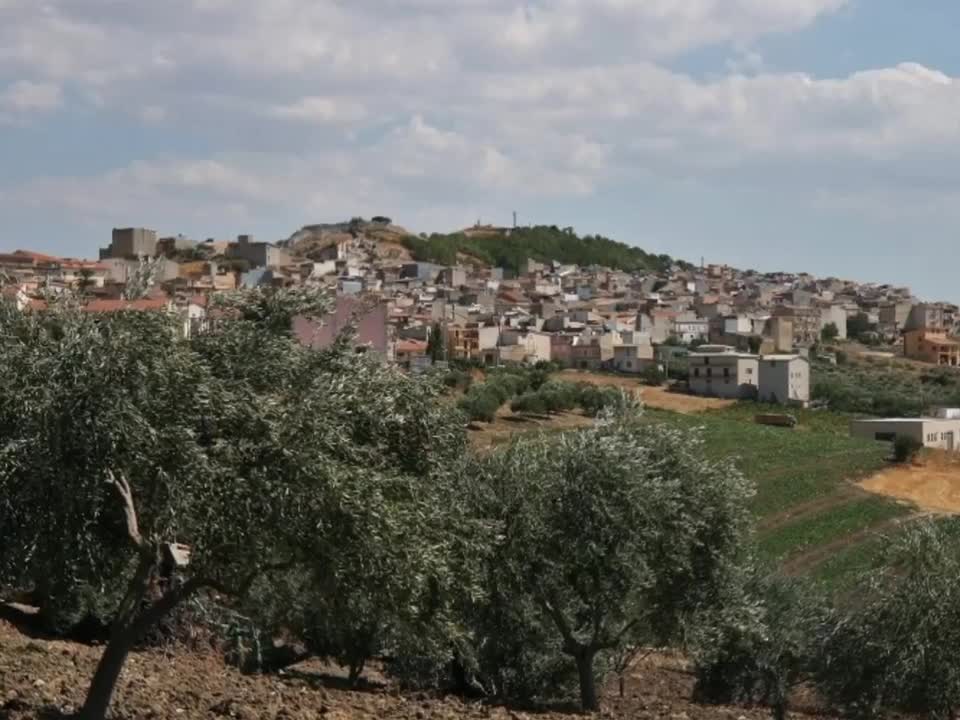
[7,0,960,239]
[268,96,367,124]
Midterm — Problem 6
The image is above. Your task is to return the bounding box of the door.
[947,432,955,451]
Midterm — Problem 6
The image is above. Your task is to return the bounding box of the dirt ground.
[0,616,833,720]
[554,371,735,414]
[468,410,593,449]
[859,451,960,514]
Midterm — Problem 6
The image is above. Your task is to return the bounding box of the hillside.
[400,225,680,274]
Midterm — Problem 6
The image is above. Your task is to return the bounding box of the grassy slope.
[644,404,910,590]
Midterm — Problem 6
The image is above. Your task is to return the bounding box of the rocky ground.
[0,617,830,720]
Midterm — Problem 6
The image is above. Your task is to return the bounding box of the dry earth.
[0,616,834,720]
[859,451,960,514]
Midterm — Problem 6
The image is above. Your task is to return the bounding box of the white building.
[688,345,759,399]
[758,355,810,406]
[851,417,960,452]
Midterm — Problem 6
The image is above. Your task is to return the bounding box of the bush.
[691,571,825,720]
[817,520,960,720]
[640,364,666,387]
[893,435,923,464]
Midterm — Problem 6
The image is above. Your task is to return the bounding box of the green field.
[643,405,913,590]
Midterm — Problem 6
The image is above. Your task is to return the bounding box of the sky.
[1,0,959,302]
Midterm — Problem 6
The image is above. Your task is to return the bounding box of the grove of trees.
[3,288,960,720]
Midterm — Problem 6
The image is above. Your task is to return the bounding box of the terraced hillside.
[645,405,913,590]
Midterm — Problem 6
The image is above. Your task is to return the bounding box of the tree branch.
[106,470,146,551]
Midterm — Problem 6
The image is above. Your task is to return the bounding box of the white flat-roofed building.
[850,417,960,452]
[688,345,759,399]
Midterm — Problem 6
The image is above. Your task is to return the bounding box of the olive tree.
[468,408,753,711]
[689,569,826,720]
[818,519,960,720]
[0,290,468,720]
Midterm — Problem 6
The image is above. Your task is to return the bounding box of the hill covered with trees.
[401,225,682,274]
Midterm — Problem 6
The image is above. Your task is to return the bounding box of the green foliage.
[640,363,667,386]
[466,408,754,710]
[817,519,960,719]
[821,322,840,342]
[812,356,960,416]
[510,381,627,418]
[427,322,445,363]
[847,312,875,341]
[691,570,826,719]
[893,435,923,463]
[458,370,530,422]
[400,225,679,275]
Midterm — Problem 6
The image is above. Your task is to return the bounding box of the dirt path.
[781,513,924,576]
[859,452,960,514]
[758,488,863,533]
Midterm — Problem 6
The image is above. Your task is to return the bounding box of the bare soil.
[0,617,834,720]
[859,452,960,514]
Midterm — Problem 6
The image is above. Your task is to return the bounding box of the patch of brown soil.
[0,619,832,720]
[469,409,594,449]
[859,452,960,514]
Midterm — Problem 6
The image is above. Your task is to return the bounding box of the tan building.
[851,417,960,452]
[904,329,960,366]
[688,345,759,399]
[613,343,656,374]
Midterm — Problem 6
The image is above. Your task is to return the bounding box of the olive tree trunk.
[575,648,599,712]
[79,564,202,720]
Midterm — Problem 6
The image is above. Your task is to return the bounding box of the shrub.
[640,364,666,386]
[893,435,923,464]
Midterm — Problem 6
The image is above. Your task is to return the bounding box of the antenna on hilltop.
[513,211,517,229]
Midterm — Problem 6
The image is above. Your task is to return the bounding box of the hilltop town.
[2,217,957,383]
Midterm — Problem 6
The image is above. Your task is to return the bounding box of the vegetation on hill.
[401,225,680,274]
[812,355,960,416]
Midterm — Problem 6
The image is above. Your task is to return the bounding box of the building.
[688,345,759,399]
[226,235,291,269]
[292,296,389,357]
[904,329,960,366]
[758,355,810,406]
[103,228,158,259]
[613,343,656,374]
[851,417,960,452]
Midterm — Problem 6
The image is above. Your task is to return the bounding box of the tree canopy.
[401,225,680,275]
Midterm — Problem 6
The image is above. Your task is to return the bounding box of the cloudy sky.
[2,1,959,300]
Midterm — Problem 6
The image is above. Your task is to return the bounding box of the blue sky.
[2,1,959,302]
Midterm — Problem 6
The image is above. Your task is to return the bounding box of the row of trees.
[1,289,959,720]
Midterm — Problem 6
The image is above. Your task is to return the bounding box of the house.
[395,339,429,370]
[688,345,759,399]
[570,341,609,371]
[292,297,389,357]
[226,235,291,269]
[613,343,655,374]
[850,417,960,452]
[758,355,810,406]
[904,329,960,366]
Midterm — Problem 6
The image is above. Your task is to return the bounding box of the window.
[626,361,632,368]
[706,368,713,378]
[694,368,700,377]
[746,368,753,375]
[723,367,730,377]
[704,357,710,365]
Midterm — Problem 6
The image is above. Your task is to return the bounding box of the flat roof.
[852,417,960,424]
[761,354,805,361]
